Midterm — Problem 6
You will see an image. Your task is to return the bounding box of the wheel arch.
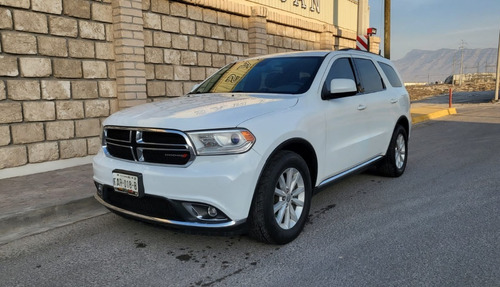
[396,116,410,136]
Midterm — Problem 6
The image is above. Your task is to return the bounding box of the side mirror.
[323,78,357,100]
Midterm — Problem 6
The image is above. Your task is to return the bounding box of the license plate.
[113,172,140,197]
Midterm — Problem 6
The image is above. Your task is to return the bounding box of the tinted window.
[353,58,384,93]
[378,62,403,87]
[190,56,324,95]
[323,58,356,94]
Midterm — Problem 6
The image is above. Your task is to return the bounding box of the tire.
[248,151,312,244]
[378,125,408,177]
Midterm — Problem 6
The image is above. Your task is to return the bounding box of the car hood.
[104,93,299,130]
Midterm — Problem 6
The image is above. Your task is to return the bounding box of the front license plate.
[113,172,141,197]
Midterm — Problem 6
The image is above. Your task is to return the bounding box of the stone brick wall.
[0,0,357,170]
[0,0,116,169]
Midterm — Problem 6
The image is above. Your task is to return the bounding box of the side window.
[378,62,403,87]
[353,58,384,93]
[323,58,356,94]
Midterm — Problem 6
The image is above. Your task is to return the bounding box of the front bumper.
[92,149,263,228]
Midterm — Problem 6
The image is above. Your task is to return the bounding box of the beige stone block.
[204,38,217,52]
[166,81,183,97]
[87,137,101,154]
[20,58,52,78]
[153,32,171,48]
[142,0,150,10]
[155,65,173,80]
[23,102,56,122]
[0,102,22,124]
[0,146,27,169]
[107,62,116,79]
[238,30,249,42]
[109,99,119,114]
[0,81,5,100]
[151,0,169,14]
[0,125,10,146]
[68,39,95,58]
[164,49,180,65]
[72,81,98,99]
[95,42,114,60]
[1,32,37,54]
[206,67,219,78]
[63,0,90,19]
[98,81,116,98]
[180,19,195,35]
[211,25,224,39]
[83,61,107,79]
[75,118,100,137]
[7,80,40,100]
[181,51,197,66]
[0,0,29,8]
[13,10,48,33]
[212,54,225,67]
[230,15,243,28]
[203,9,217,24]
[143,30,152,46]
[226,55,239,65]
[0,7,13,29]
[143,12,161,30]
[231,42,244,56]
[32,0,62,14]
[161,16,179,33]
[85,99,109,117]
[217,12,231,27]
[11,123,44,144]
[46,120,74,140]
[218,41,231,54]
[53,59,82,78]
[49,16,78,37]
[0,56,19,77]
[196,22,211,37]
[38,36,68,57]
[105,23,113,41]
[191,67,205,81]
[59,138,87,159]
[56,101,84,119]
[145,47,163,63]
[170,1,186,17]
[80,21,105,40]
[42,80,71,100]
[172,34,188,50]
[183,82,196,94]
[92,2,112,23]
[28,142,59,163]
[225,28,237,41]
[147,81,165,97]
[188,36,203,51]
[187,5,202,20]
[145,64,155,80]
[197,52,212,67]
[174,66,190,81]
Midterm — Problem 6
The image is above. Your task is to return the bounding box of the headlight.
[187,129,256,155]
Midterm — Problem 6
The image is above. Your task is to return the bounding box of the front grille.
[102,186,184,221]
[103,127,194,166]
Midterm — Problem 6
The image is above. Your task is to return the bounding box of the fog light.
[207,206,218,217]
[94,182,104,197]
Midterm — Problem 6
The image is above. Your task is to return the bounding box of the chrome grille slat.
[103,127,195,166]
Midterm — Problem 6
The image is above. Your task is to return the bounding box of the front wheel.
[378,125,408,177]
[248,151,312,244]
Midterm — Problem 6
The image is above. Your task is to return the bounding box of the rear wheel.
[378,125,408,177]
[248,151,312,244]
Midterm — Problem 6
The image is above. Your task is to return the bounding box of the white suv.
[93,50,411,244]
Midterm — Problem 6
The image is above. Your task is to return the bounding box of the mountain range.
[393,48,498,83]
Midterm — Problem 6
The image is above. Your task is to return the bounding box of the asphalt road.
[1,104,499,287]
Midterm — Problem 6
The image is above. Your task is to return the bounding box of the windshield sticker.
[210,59,263,93]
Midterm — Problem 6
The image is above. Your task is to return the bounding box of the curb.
[411,107,457,124]
[0,196,109,245]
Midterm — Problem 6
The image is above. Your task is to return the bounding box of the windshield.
[190,56,324,95]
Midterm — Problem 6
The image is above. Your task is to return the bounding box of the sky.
[369,0,500,60]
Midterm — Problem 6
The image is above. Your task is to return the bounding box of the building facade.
[0,0,377,170]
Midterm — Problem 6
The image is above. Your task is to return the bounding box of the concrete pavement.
[0,96,490,245]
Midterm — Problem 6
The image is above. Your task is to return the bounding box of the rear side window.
[353,58,384,93]
[378,62,403,87]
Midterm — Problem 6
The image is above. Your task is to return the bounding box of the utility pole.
[459,40,465,86]
[495,30,499,102]
[384,0,391,59]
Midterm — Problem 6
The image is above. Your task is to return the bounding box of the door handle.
[390,98,398,104]
[357,104,367,111]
